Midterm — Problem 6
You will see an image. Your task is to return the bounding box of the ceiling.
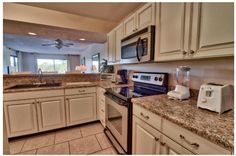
[19,3,143,22]
[4,20,107,43]
[4,3,143,55]
[4,34,103,55]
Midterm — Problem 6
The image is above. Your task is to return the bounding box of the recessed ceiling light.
[28,32,37,36]
[80,38,85,41]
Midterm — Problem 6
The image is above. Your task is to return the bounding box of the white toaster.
[197,83,234,114]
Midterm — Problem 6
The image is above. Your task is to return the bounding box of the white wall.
[116,57,234,90]
[80,43,105,73]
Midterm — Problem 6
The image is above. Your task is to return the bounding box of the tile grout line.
[94,133,103,150]
[19,138,27,153]
[68,141,71,155]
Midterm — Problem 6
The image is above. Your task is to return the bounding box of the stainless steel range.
[104,72,168,154]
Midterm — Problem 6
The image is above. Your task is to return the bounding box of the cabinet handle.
[155,137,159,141]
[189,50,195,55]
[78,90,85,92]
[160,142,166,146]
[101,109,105,112]
[179,134,199,149]
[140,112,149,120]
[133,29,136,32]
[182,51,187,55]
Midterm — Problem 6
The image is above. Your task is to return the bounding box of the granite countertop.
[3,80,132,93]
[131,94,234,151]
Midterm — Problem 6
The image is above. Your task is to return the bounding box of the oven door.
[121,32,151,64]
[105,96,128,151]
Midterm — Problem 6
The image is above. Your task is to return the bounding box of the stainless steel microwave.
[120,25,155,64]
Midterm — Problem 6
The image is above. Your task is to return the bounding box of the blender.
[167,66,191,100]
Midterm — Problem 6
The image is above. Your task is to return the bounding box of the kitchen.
[3,2,234,155]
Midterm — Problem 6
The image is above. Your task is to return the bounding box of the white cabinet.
[107,31,116,64]
[132,115,161,154]
[97,87,106,127]
[114,23,123,63]
[66,93,96,126]
[4,99,38,137]
[190,3,234,58]
[36,96,66,132]
[133,104,231,155]
[161,135,193,155]
[124,3,156,37]
[123,14,136,37]
[155,2,234,61]
[155,3,190,61]
[107,23,123,65]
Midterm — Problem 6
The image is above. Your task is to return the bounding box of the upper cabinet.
[107,31,116,64]
[155,3,190,61]
[155,2,234,62]
[190,3,234,58]
[107,23,124,65]
[124,3,156,37]
[114,23,123,62]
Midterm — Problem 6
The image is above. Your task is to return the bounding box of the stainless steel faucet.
[38,68,43,83]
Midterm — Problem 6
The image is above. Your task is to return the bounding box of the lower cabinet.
[65,93,96,126]
[133,115,161,154]
[133,115,193,155]
[36,97,66,132]
[97,87,106,127]
[4,99,38,138]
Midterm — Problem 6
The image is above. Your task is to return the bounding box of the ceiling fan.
[42,39,74,49]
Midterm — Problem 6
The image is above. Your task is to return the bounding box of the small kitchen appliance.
[104,72,168,154]
[197,83,234,114]
[116,69,128,84]
[167,66,191,100]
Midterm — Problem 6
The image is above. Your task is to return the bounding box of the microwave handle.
[136,37,141,62]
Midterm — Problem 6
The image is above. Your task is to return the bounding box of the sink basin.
[8,83,62,89]
[66,82,93,85]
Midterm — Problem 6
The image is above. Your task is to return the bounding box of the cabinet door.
[114,23,123,63]
[155,3,190,61]
[4,99,38,137]
[123,13,136,37]
[132,115,161,154]
[37,97,66,132]
[66,94,96,126]
[136,3,155,30]
[190,3,234,58]
[107,31,116,64]
[161,135,193,155]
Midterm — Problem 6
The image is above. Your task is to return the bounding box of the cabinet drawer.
[65,87,96,95]
[133,104,162,131]
[162,119,231,154]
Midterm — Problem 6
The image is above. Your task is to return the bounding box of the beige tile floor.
[9,122,117,155]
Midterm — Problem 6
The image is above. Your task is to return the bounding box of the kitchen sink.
[66,82,93,85]
[8,83,62,89]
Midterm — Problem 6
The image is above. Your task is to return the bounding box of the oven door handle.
[136,37,141,62]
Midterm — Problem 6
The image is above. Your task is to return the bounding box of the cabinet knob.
[160,142,166,146]
[182,51,187,55]
[155,137,159,141]
[179,134,199,149]
[140,112,150,120]
[189,50,195,55]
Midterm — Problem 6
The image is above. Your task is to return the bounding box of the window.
[92,53,100,72]
[10,55,19,72]
[37,59,67,74]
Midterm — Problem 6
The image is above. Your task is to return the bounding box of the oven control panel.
[132,73,167,86]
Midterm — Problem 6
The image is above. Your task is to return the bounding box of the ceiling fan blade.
[63,43,74,46]
[42,44,56,46]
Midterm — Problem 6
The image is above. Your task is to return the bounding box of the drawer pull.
[140,112,149,120]
[160,142,166,146]
[101,109,105,113]
[155,137,159,141]
[182,51,187,55]
[78,90,85,92]
[180,134,199,149]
